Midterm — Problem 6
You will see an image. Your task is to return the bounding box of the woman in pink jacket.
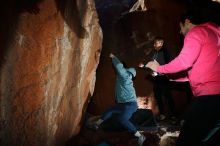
[147,10,220,146]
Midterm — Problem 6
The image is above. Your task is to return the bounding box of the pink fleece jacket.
[157,23,220,96]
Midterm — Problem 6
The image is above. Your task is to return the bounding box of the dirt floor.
[66,113,181,146]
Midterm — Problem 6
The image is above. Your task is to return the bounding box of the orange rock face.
[0,0,102,146]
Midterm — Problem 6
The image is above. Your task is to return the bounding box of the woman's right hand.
[138,63,145,68]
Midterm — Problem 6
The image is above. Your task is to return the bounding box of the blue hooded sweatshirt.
[112,56,137,103]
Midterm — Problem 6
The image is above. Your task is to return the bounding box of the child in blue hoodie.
[91,53,145,146]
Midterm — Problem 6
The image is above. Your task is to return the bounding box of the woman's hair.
[180,7,208,25]
[182,1,220,25]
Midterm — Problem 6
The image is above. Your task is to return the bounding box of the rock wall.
[0,0,102,146]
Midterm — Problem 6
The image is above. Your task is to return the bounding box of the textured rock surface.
[0,0,102,146]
